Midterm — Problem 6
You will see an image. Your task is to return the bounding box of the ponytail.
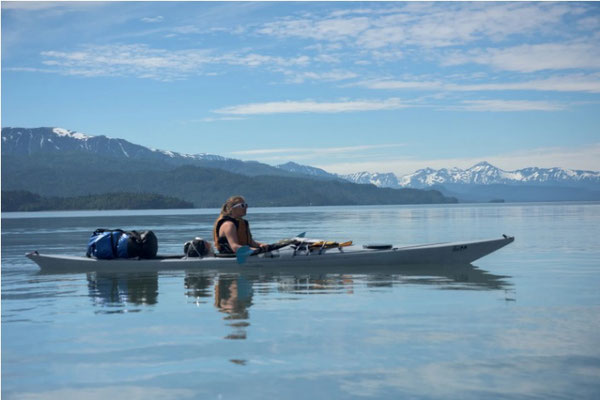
[213,195,246,244]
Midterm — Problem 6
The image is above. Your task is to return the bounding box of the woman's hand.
[250,243,270,254]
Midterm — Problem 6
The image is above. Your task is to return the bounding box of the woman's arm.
[220,221,265,252]
[219,221,244,252]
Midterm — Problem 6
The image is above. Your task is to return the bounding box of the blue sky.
[2,1,599,176]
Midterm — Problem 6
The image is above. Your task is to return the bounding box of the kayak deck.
[26,235,514,273]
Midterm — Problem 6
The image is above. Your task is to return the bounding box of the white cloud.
[450,75,600,94]
[356,74,600,94]
[258,16,371,42]
[40,44,215,80]
[198,116,246,123]
[36,44,312,81]
[213,98,409,115]
[141,16,164,23]
[3,66,56,73]
[230,144,405,157]
[453,99,565,112]
[212,96,568,117]
[1,2,101,12]
[444,42,600,72]
[255,3,582,50]
[227,143,407,165]
[283,70,358,84]
[12,3,598,88]
[357,79,444,90]
[171,25,201,34]
[577,15,600,31]
[225,53,310,68]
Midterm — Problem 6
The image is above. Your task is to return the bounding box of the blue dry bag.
[86,229,158,259]
[86,229,124,259]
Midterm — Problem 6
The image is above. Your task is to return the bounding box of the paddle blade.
[236,246,254,265]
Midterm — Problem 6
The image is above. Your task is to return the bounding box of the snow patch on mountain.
[2,127,226,162]
[343,161,600,189]
[341,171,400,188]
[52,127,91,140]
[150,147,227,161]
[399,161,600,188]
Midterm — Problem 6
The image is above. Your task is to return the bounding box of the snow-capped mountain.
[340,162,599,189]
[3,127,598,201]
[1,127,226,162]
[399,161,600,188]
[338,162,600,201]
[341,171,401,188]
[1,127,329,178]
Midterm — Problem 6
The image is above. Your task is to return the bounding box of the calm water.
[2,203,599,399]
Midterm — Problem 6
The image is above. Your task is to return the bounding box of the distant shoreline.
[1,191,194,212]
[3,201,600,220]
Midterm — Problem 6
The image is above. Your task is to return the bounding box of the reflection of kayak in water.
[27,235,514,273]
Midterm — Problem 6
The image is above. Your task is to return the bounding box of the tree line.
[1,190,194,212]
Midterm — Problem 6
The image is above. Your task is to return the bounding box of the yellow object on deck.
[309,240,353,248]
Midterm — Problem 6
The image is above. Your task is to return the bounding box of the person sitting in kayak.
[213,195,268,254]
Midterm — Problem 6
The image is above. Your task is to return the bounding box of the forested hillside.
[1,191,194,211]
[2,153,456,208]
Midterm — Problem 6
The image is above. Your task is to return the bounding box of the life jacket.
[213,216,252,253]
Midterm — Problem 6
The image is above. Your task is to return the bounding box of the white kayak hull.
[26,235,514,273]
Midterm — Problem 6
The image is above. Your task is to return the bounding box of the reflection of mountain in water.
[87,272,158,313]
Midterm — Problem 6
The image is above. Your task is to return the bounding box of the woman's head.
[219,195,247,218]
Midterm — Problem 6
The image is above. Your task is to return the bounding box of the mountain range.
[337,161,600,202]
[1,127,455,208]
[361,161,600,189]
[2,127,599,204]
[2,127,328,179]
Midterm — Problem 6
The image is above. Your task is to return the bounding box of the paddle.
[235,246,254,264]
[236,232,306,265]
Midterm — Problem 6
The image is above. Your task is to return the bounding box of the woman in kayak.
[213,195,268,254]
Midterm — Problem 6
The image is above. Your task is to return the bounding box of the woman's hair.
[213,195,246,243]
[218,195,246,218]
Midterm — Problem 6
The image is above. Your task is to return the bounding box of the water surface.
[2,203,599,399]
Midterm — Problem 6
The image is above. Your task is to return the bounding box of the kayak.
[26,235,514,273]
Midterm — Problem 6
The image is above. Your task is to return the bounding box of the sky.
[1,1,600,176]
